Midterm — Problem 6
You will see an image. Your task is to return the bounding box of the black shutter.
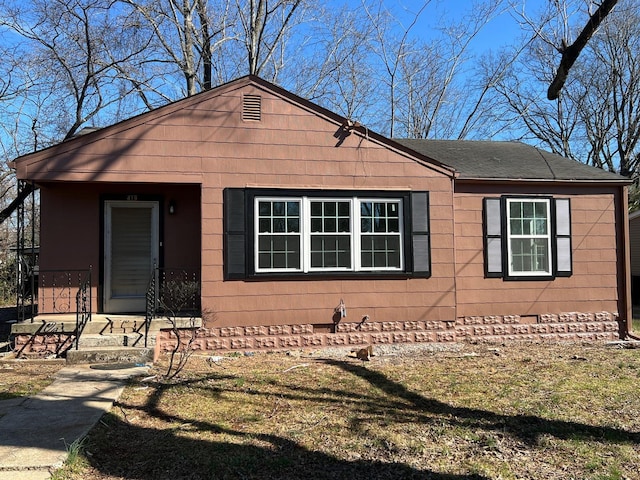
[410,192,431,277]
[223,188,247,280]
[554,198,572,277]
[483,197,503,277]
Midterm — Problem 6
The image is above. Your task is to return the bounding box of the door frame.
[103,198,160,313]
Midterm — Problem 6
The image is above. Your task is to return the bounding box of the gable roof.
[396,139,629,184]
[10,76,455,180]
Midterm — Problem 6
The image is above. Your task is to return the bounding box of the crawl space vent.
[242,94,262,121]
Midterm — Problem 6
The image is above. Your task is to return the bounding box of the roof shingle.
[395,139,628,182]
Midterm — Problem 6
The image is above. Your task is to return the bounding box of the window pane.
[273,218,285,233]
[510,238,549,273]
[338,202,350,216]
[534,202,546,217]
[388,218,399,232]
[361,235,401,269]
[287,218,299,232]
[361,202,372,217]
[324,218,336,232]
[273,253,286,269]
[288,252,300,269]
[338,218,350,232]
[310,235,351,268]
[259,202,271,216]
[387,203,399,217]
[273,202,285,216]
[259,218,271,233]
[535,219,547,235]
[287,202,299,216]
[510,219,522,235]
[273,236,285,250]
[374,236,387,250]
[258,253,271,269]
[310,202,322,216]
[324,202,336,216]
[361,218,372,233]
[388,248,400,267]
[374,217,386,232]
[311,218,322,232]
[510,202,521,219]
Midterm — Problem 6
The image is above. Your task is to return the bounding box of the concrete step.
[66,346,153,365]
[77,332,154,348]
[11,316,202,335]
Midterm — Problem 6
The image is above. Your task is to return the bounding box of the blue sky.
[386,0,547,53]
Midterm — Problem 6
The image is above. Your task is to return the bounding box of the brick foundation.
[13,333,75,358]
[155,311,621,354]
[12,311,621,358]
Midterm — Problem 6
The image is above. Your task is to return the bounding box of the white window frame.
[254,197,303,273]
[505,198,552,277]
[254,196,404,274]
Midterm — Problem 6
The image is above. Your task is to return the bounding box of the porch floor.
[10,314,202,335]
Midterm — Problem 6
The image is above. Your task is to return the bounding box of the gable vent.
[242,94,262,121]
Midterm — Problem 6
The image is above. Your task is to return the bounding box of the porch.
[10,266,202,363]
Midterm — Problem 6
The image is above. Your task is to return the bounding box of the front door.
[104,200,159,313]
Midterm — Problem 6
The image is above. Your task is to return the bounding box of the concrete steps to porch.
[66,346,154,365]
[11,314,202,365]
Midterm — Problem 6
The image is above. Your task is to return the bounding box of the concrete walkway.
[0,364,150,480]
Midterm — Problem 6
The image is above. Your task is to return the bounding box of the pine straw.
[59,342,640,480]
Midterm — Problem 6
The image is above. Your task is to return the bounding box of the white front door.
[104,201,159,313]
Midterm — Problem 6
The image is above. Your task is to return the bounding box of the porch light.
[168,200,176,214]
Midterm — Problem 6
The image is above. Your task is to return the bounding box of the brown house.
[10,76,633,357]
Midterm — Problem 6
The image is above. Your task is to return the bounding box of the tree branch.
[547,0,618,100]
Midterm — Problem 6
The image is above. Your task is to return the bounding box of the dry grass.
[0,361,62,402]
[51,342,640,480]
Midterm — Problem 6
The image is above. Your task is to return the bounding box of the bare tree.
[286,2,378,122]
[495,0,640,182]
[236,0,303,77]
[118,0,234,97]
[547,0,618,100]
[385,0,510,139]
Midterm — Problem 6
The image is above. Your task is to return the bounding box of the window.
[484,196,572,280]
[506,198,551,276]
[256,199,301,271]
[254,196,403,273]
[309,199,352,270]
[223,189,431,279]
[359,200,402,269]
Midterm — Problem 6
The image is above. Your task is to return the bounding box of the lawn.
[52,342,640,480]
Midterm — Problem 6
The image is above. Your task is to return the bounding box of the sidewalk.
[0,363,150,480]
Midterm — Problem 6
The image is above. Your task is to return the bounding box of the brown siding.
[38,183,201,312]
[454,184,622,319]
[24,81,457,329]
[18,78,626,352]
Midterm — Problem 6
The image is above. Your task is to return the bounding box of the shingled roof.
[395,139,628,183]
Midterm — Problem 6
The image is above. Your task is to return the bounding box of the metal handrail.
[144,266,201,347]
[74,268,92,350]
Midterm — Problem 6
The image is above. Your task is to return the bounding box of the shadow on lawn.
[84,372,490,480]
[81,359,639,480]
[323,359,640,446]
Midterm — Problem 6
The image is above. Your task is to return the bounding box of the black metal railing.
[35,269,92,316]
[17,267,92,351]
[74,269,92,350]
[145,266,201,347]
